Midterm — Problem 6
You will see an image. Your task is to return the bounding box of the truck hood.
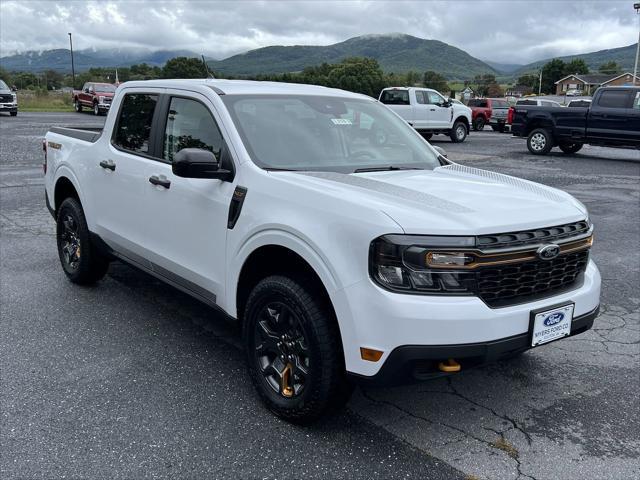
[290,164,587,235]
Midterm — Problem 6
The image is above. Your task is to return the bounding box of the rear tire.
[527,128,553,155]
[473,117,485,131]
[559,143,583,154]
[243,275,352,423]
[56,197,109,284]
[450,121,468,143]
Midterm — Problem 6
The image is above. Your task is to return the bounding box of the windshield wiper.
[353,166,425,173]
[263,167,300,172]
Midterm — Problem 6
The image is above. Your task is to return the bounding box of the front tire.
[450,121,468,143]
[74,99,82,112]
[243,275,352,423]
[93,102,100,116]
[10,111,17,117]
[527,128,553,155]
[56,197,109,284]
[559,143,583,154]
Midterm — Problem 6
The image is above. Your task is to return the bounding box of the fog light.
[360,347,384,362]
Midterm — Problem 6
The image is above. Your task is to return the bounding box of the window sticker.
[331,118,353,125]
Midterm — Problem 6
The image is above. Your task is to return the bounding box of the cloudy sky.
[1,0,638,64]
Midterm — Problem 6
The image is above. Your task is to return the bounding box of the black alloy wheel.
[254,301,310,398]
[59,213,82,272]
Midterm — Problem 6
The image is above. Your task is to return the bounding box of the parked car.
[506,98,563,131]
[44,79,601,422]
[565,89,582,97]
[567,99,592,108]
[467,98,511,132]
[511,86,640,155]
[379,87,472,142]
[72,82,116,115]
[0,79,18,116]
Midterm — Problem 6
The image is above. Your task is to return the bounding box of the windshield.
[222,94,441,173]
[0,80,9,90]
[95,84,116,93]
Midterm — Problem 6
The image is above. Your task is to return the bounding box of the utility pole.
[634,3,639,85]
[538,68,543,96]
[68,33,76,89]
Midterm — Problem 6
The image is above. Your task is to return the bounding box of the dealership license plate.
[531,304,574,347]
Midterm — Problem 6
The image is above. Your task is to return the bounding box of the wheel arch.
[454,115,470,129]
[53,175,81,214]
[525,117,554,136]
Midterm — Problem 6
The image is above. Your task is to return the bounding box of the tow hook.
[438,358,461,373]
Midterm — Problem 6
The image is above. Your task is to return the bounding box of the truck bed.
[49,126,104,143]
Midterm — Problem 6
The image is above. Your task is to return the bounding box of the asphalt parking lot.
[1,112,639,480]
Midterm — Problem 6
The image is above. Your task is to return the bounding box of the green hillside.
[209,34,497,80]
[515,43,638,75]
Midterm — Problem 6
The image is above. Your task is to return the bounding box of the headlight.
[99,96,105,103]
[369,234,476,294]
[11,93,17,102]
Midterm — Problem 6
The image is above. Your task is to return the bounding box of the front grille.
[0,94,13,103]
[473,250,589,307]
[478,221,590,250]
[103,97,112,103]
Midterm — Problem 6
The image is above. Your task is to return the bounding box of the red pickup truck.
[72,82,116,116]
[467,98,511,132]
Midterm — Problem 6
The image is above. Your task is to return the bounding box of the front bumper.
[335,260,601,379]
[349,305,599,386]
[0,103,17,111]
[97,103,111,110]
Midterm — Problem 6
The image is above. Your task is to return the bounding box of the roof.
[554,73,621,85]
[602,72,640,85]
[119,78,369,99]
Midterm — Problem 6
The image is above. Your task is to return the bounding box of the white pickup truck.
[379,87,472,142]
[44,79,600,422]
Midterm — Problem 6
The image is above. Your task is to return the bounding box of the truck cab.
[379,87,472,142]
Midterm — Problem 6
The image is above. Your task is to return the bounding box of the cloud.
[0,0,637,64]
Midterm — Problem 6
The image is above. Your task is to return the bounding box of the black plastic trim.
[227,186,247,229]
[50,126,103,143]
[348,304,599,387]
[45,190,55,218]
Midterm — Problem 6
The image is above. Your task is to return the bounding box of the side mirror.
[432,145,448,158]
[172,148,233,181]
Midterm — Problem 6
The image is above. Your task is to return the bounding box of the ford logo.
[537,244,560,261]
[543,312,564,326]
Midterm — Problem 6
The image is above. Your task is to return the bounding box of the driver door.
[141,93,236,304]
[426,91,452,129]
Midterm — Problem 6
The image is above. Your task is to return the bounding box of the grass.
[490,437,519,460]
[17,91,74,112]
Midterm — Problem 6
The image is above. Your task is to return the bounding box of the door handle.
[430,108,436,111]
[149,175,171,189]
[99,160,116,171]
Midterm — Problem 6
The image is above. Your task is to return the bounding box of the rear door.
[92,90,162,262]
[141,92,236,304]
[425,90,452,128]
[587,89,634,143]
[411,90,430,129]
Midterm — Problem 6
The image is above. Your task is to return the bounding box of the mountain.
[514,43,638,76]
[207,34,497,79]
[483,61,524,74]
[0,48,201,73]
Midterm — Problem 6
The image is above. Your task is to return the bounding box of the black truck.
[510,86,640,155]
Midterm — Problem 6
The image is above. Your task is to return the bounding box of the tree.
[598,61,621,75]
[326,57,385,98]
[486,83,504,97]
[540,58,565,94]
[42,70,64,90]
[472,73,497,96]
[563,59,589,76]
[404,70,422,86]
[516,74,539,92]
[161,57,207,79]
[422,71,449,93]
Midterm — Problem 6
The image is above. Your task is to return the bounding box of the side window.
[427,91,444,105]
[597,90,630,109]
[633,92,640,110]
[163,97,223,163]
[415,91,426,104]
[380,90,410,105]
[113,93,159,155]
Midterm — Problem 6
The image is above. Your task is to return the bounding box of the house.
[555,72,639,95]
[505,84,533,97]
